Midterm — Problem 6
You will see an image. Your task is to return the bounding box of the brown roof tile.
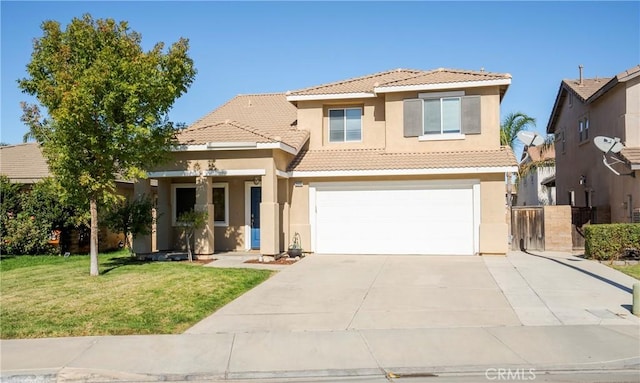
[0,143,50,183]
[288,69,425,96]
[177,93,308,150]
[562,78,612,101]
[381,68,511,87]
[288,147,517,172]
[288,68,511,96]
[525,144,555,162]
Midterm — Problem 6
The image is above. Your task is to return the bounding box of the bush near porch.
[584,224,640,261]
[0,250,272,339]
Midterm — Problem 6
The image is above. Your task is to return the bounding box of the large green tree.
[19,14,196,275]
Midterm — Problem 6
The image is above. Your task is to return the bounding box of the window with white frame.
[328,107,362,142]
[423,97,461,135]
[172,183,228,226]
[578,117,589,142]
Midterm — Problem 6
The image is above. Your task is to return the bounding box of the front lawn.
[0,251,272,339]
[613,263,640,280]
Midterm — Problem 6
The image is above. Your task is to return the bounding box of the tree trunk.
[186,232,193,262]
[90,198,99,276]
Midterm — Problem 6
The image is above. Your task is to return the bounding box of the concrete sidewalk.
[2,325,639,381]
[1,251,639,382]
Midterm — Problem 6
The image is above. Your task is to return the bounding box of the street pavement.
[1,251,639,382]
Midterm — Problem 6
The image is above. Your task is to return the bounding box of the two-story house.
[546,65,640,223]
[133,68,517,256]
[516,144,556,206]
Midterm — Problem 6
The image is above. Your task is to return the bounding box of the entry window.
[212,183,229,226]
[424,97,461,135]
[172,183,228,226]
[329,108,362,142]
[175,186,196,224]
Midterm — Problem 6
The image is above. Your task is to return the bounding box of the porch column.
[194,175,215,255]
[132,179,152,255]
[260,168,280,256]
[156,178,172,251]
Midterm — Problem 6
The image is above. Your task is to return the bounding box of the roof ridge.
[0,142,40,149]
[288,68,425,94]
[235,92,287,97]
[224,120,278,142]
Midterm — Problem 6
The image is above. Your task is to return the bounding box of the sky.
[2,1,639,156]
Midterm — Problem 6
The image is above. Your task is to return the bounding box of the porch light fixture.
[253,176,261,185]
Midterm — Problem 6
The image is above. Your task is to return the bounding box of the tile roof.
[380,68,511,88]
[621,147,640,166]
[177,93,308,150]
[562,78,612,101]
[525,144,555,162]
[287,69,425,96]
[0,143,50,183]
[287,68,510,96]
[288,147,517,172]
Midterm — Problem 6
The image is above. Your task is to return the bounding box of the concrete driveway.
[187,251,639,334]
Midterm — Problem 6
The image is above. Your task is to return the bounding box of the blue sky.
[2,1,639,155]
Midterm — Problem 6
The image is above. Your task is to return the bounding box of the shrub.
[3,213,56,255]
[584,223,640,261]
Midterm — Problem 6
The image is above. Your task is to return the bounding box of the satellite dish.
[516,131,544,147]
[593,136,624,154]
[593,136,634,177]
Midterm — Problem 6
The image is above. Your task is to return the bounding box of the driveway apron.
[186,254,521,334]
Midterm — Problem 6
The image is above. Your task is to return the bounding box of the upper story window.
[578,117,589,142]
[329,108,362,142]
[423,97,461,135]
[403,92,480,140]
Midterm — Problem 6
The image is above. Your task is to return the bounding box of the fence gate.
[511,207,544,251]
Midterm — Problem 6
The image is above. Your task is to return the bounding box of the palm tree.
[500,112,536,151]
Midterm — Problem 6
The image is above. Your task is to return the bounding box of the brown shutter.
[461,96,481,134]
[403,99,423,137]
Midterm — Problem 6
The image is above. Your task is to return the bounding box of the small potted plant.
[287,232,303,258]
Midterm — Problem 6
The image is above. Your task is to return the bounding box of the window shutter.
[461,96,481,135]
[403,99,423,137]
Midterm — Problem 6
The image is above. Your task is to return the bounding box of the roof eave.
[290,166,518,178]
[375,79,511,94]
[285,92,377,102]
[172,140,301,156]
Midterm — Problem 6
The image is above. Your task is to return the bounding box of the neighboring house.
[546,65,640,223]
[135,68,517,256]
[516,145,556,206]
[0,142,148,252]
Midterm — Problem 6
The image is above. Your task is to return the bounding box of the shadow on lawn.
[101,256,153,275]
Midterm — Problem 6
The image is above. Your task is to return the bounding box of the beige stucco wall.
[295,87,503,153]
[552,79,639,223]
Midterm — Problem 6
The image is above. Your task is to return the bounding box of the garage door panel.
[314,184,475,255]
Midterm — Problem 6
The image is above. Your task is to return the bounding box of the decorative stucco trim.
[148,169,267,178]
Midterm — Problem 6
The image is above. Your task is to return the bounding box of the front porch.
[132,166,290,257]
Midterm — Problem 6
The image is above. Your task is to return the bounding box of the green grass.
[613,263,640,280]
[0,250,272,339]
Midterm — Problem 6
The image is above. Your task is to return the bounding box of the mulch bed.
[244,257,298,265]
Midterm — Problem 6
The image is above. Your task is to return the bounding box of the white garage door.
[312,181,477,255]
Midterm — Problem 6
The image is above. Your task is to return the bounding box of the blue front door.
[250,187,261,249]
